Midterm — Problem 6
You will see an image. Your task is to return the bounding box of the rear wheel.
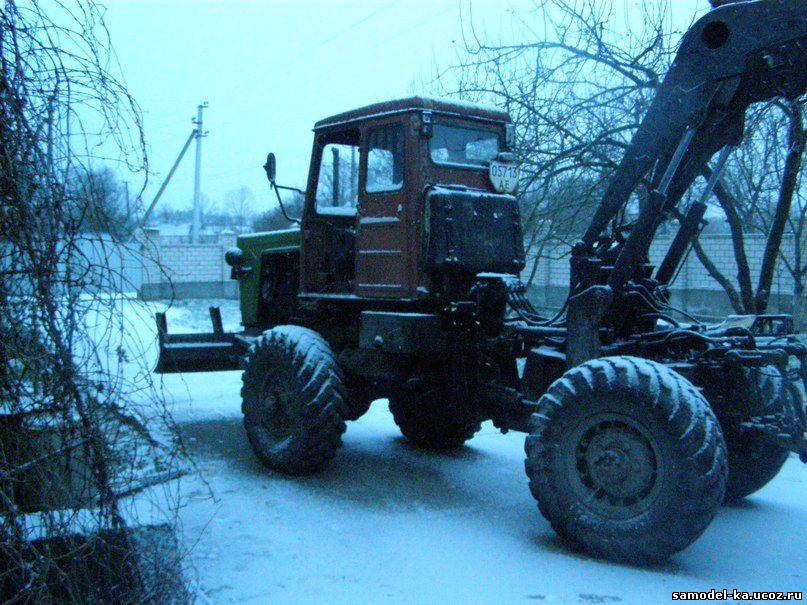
[525,356,728,564]
[241,326,347,475]
[723,366,804,502]
[343,374,375,421]
[389,384,480,450]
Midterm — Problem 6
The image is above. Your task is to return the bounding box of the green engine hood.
[236,228,301,326]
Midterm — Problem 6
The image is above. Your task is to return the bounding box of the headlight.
[224,247,244,267]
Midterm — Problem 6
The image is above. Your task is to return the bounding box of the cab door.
[354,121,410,298]
[300,129,360,295]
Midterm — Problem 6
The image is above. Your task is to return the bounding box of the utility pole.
[141,129,197,227]
[191,102,209,243]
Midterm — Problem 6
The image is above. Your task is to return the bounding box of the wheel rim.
[564,413,663,520]
[258,372,297,443]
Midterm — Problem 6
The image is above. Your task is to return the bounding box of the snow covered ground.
[140,299,806,604]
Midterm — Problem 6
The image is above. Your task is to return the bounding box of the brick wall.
[137,227,800,316]
[528,233,796,317]
[139,229,238,300]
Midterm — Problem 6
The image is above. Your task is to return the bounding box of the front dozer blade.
[155,306,250,374]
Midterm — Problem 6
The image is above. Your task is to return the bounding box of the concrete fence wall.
[2,235,143,297]
[529,233,796,317]
[78,236,143,295]
[139,229,238,300]
[136,227,799,316]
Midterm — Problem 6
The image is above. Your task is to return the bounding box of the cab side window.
[366,124,404,194]
[429,124,500,168]
[316,130,360,215]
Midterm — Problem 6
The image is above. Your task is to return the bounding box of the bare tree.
[691,100,805,317]
[1,1,186,601]
[437,0,683,283]
[225,185,254,233]
[253,192,304,232]
[441,0,805,318]
[68,166,137,238]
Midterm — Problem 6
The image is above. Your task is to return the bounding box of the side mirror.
[263,152,277,183]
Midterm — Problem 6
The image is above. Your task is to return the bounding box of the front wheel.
[241,326,348,475]
[525,356,728,564]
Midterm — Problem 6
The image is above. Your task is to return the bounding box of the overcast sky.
[101,0,706,217]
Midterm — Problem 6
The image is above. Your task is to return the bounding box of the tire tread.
[241,325,348,475]
[525,356,727,564]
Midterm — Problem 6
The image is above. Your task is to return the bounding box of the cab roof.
[314,96,511,131]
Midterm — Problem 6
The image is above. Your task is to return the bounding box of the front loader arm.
[564,0,807,367]
[580,0,807,294]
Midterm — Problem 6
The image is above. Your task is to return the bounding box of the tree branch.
[756,101,805,312]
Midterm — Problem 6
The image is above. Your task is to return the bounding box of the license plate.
[489,161,519,194]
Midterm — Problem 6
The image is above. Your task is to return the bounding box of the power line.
[150,2,457,207]
[281,0,398,67]
[230,0,398,91]
[194,5,455,198]
[258,3,456,97]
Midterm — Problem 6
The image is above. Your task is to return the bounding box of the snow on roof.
[314,96,511,130]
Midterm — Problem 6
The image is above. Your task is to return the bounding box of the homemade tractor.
[157,0,807,563]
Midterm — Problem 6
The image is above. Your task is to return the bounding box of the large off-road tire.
[241,326,348,475]
[723,366,804,503]
[389,386,481,450]
[525,356,728,564]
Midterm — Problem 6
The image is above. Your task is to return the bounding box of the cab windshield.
[429,123,500,168]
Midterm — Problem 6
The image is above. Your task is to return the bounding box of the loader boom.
[567,0,807,362]
[581,0,807,294]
